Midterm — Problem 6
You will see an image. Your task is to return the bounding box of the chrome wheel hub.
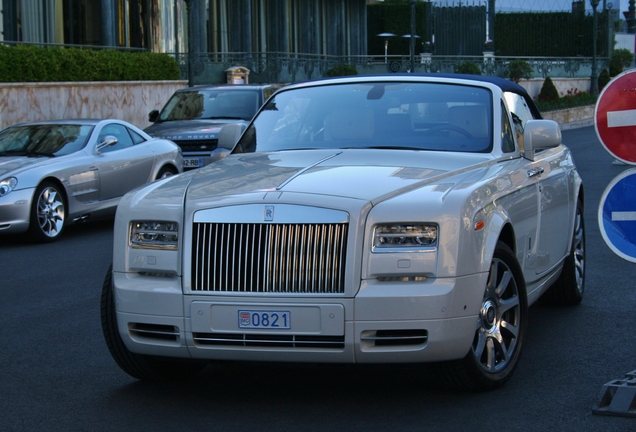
[472,257,521,373]
[37,187,65,237]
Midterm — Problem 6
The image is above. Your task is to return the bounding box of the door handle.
[527,167,544,178]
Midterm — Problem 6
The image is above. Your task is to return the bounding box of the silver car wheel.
[572,206,585,294]
[36,186,65,238]
[472,256,522,374]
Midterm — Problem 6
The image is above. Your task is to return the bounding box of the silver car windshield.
[158,90,261,122]
[235,82,493,154]
[0,124,95,157]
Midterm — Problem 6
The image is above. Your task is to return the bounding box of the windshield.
[0,124,94,157]
[159,89,261,122]
[234,82,493,154]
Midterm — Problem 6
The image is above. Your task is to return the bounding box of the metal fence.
[185,0,610,87]
[177,51,608,85]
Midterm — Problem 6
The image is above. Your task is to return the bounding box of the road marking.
[607,109,636,128]
[612,211,636,221]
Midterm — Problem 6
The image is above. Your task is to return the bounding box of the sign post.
[594,69,636,165]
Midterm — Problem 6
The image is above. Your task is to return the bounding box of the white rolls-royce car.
[101,74,585,391]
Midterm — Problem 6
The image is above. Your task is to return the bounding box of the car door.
[498,99,540,278]
[93,123,155,201]
[504,92,571,275]
[532,146,572,274]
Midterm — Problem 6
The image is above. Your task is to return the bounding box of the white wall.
[0,81,188,130]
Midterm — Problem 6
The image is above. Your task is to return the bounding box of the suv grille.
[173,139,218,152]
[192,222,348,293]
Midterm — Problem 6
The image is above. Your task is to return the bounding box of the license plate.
[183,157,203,168]
[238,310,291,329]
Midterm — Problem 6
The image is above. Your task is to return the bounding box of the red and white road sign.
[595,69,636,164]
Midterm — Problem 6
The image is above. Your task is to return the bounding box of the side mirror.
[218,123,247,150]
[523,119,561,161]
[96,135,118,152]
[149,110,159,123]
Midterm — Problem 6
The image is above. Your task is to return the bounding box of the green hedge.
[0,45,181,82]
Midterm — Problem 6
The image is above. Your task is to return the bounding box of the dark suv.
[144,84,282,169]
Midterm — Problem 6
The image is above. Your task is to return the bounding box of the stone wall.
[518,78,591,100]
[0,80,188,131]
[0,79,593,133]
[541,105,595,130]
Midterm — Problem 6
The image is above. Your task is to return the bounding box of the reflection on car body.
[0,119,183,242]
[103,74,585,392]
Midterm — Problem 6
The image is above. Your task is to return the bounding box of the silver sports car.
[0,119,183,242]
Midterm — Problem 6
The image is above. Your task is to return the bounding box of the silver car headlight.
[0,177,17,197]
[373,224,437,251]
[130,221,179,250]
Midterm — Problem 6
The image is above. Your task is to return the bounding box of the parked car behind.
[144,84,282,169]
[103,74,585,391]
[0,119,182,242]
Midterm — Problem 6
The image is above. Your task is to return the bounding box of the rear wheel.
[100,265,207,380]
[27,181,66,242]
[436,241,527,391]
[542,199,585,306]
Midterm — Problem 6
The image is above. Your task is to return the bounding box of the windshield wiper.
[0,149,54,157]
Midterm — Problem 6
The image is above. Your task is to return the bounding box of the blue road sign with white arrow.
[598,168,636,263]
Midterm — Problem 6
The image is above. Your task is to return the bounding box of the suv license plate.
[183,157,203,168]
[238,310,291,329]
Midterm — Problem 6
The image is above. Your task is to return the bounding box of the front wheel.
[156,165,177,180]
[100,264,207,380]
[436,241,528,391]
[27,181,66,243]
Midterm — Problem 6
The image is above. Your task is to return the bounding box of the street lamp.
[591,0,600,95]
[377,33,396,63]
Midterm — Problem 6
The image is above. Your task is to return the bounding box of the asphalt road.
[1,126,635,431]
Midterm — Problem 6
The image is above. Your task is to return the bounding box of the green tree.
[538,77,559,102]
[455,62,481,75]
[609,48,634,76]
[505,59,533,83]
[324,64,358,77]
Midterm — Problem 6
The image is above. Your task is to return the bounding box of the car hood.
[0,155,51,178]
[184,149,494,204]
[144,119,248,139]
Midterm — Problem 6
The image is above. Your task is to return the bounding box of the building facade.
[0,0,368,57]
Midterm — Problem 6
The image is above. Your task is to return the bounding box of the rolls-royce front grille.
[191,222,348,293]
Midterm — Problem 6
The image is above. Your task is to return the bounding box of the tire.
[100,264,207,381]
[436,241,528,392]
[27,181,66,243]
[542,200,585,306]
[156,166,177,180]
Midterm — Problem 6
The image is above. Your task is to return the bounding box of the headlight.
[0,177,17,197]
[373,224,437,251]
[130,221,179,250]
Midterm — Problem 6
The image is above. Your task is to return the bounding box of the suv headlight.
[0,177,17,197]
[130,221,179,250]
[373,224,437,251]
